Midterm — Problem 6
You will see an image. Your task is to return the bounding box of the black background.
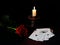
[0,0,60,45]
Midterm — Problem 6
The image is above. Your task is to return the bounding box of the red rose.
[16,24,28,37]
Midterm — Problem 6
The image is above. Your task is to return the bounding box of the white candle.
[32,6,36,17]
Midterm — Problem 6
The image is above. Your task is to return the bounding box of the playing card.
[28,28,55,41]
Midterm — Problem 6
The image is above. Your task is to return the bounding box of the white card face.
[28,28,55,41]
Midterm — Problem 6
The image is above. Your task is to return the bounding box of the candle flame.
[33,6,35,10]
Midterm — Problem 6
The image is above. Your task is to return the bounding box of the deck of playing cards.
[28,28,55,41]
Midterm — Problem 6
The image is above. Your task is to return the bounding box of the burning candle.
[32,6,36,17]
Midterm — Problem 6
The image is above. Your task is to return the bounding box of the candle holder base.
[28,15,40,28]
[28,15,40,21]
